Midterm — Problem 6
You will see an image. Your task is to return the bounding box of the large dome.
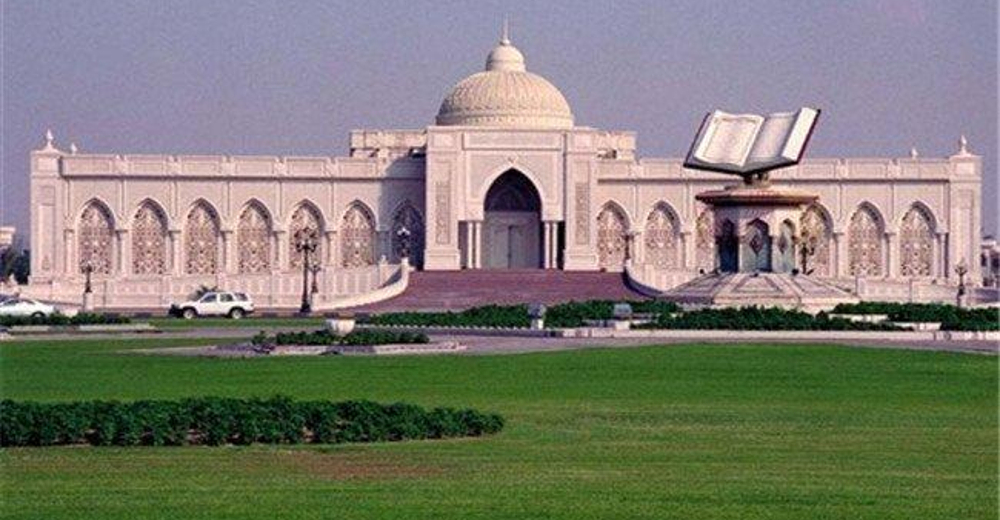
[435,34,574,128]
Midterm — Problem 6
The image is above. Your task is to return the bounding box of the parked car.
[0,297,57,318]
[169,291,254,320]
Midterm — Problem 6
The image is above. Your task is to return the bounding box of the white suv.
[170,291,254,320]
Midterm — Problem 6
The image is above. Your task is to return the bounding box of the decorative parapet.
[349,129,427,158]
[52,153,423,180]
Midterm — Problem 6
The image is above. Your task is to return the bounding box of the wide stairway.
[349,270,647,313]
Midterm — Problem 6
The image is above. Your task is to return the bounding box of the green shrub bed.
[0,396,503,447]
[832,302,998,331]
[364,299,679,329]
[0,313,131,327]
[252,329,430,347]
[642,306,908,331]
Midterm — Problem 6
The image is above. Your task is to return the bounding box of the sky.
[1,0,997,240]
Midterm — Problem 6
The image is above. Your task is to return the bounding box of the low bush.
[0,312,131,327]
[257,329,430,347]
[366,304,530,328]
[364,299,679,329]
[0,396,503,447]
[641,306,908,331]
[832,302,998,331]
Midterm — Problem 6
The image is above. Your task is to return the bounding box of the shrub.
[265,329,430,347]
[0,313,131,327]
[641,306,908,331]
[364,299,679,329]
[0,396,502,448]
[833,302,998,331]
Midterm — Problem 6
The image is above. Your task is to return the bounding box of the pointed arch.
[848,203,884,277]
[78,199,115,275]
[743,219,772,272]
[596,201,629,270]
[341,201,377,268]
[288,201,325,270]
[644,202,680,269]
[237,200,272,274]
[717,218,738,272]
[184,200,221,275]
[132,199,168,275]
[800,203,833,276]
[695,209,715,271]
[391,200,425,268]
[776,219,796,273]
[900,203,935,277]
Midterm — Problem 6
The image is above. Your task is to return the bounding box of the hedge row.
[0,396,503,447]
[644,306,908,331]
[832,302,998,331]
[363,299,680,329]
[252,329,430,347]
[0,312,131,327]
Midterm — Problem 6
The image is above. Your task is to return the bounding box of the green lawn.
[0,338,996,519]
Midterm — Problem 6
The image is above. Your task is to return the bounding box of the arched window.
[695,210,715,271]
[132,202,168,275]
[776,220,796,273]
[237,202,272,274]
[391,202,424,268]
[185,202,220,275]
[848,205,884,277]
[799,204,832,277]
[288,203,323,270]
[718,219,738,272]
[596,203,628,270]
[645,203,679,269]
[78,201,114,275]
[900,205,934,277]
[341,202,376,268]
[743,219,771,272]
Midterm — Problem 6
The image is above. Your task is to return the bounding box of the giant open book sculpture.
[684,107,820,182]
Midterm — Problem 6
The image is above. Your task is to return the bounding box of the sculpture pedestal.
[663,182,856,311]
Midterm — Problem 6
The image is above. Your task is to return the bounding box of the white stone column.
[324,230,337,268]
[680,231,692,271]
[64,229,76,276]
[935,231,947,279]
[886,231,899,279]
[549,222,559,269]
[543,222,552,269]
[274,230,287,272]
[168,229,183,275]
[472,221,483,269]
[116,229,130,276]
[833,231,847,278]
[221,229,235,274]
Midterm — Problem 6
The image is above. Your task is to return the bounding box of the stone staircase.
[347,269,648,312]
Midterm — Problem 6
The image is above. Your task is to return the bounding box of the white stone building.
[25,34,985,308]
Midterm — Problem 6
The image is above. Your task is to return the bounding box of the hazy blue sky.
[1,0,996,237]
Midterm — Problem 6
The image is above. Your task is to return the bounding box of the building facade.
[26,34,985,308]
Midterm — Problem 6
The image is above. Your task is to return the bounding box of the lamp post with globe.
[954,259,968,308]
[293,228,319,315]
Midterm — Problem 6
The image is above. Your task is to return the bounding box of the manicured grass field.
[0,338,996,519]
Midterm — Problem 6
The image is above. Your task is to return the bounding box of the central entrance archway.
[483,170,542,269]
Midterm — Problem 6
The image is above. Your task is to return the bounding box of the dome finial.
[501,16,511,45]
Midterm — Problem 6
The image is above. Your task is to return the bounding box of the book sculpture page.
[684,107,820,178]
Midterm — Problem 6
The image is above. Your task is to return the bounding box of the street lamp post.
[293,228,319,315]
[310,264,321,295]
[395,226,411,262]
[80,259,94,311]
[798,233,817,276]
[954,259,968,308]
